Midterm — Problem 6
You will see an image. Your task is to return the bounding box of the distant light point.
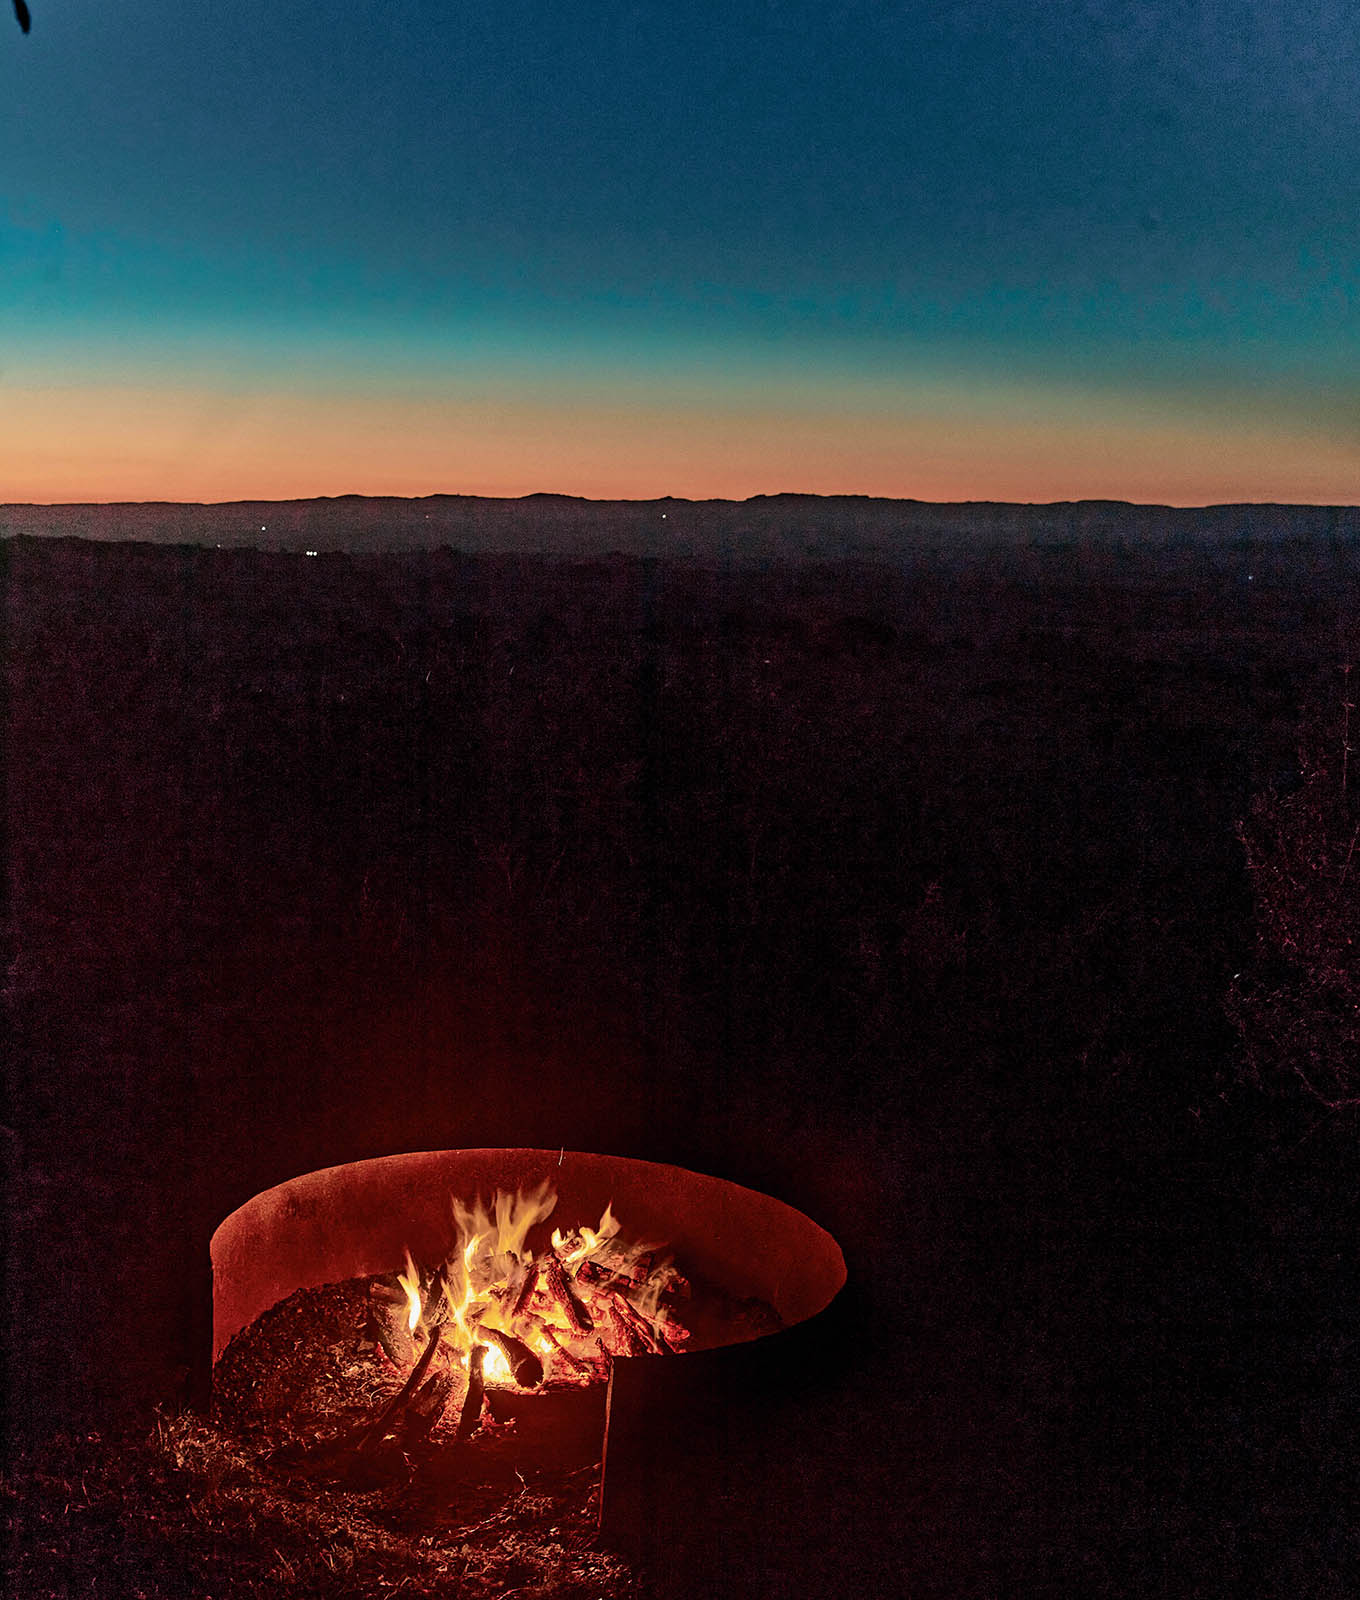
[305,550,318,557]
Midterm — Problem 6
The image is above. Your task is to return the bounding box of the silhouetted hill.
[2,495,1356,559]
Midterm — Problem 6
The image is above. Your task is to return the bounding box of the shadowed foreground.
[5,528,1360,1596]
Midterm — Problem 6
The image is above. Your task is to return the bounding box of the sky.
[2,0,1356,504]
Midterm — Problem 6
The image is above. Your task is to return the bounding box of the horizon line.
[5,492,1358,512]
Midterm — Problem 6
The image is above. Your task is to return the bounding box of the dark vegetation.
[4,526,1360,1596]
[1228,683,1360,1109]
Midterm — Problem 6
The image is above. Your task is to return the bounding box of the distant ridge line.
[6,492,1358,511]
[3,495,1356,560]
[29,492,890,509]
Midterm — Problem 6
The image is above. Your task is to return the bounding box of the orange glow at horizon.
[2,380,1356,507]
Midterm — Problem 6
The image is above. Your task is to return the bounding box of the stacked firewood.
[358,1228,692,1452]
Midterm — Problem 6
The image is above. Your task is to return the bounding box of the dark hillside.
[4,493,1358,558]
[5,529,1360,1596]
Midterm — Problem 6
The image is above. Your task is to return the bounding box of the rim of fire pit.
[211,1148,846,1363]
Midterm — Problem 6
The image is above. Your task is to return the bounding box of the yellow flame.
[398,1249,422,1333]
[439,1186,564,1368]
[416,1184,672,1386]
[452,1182,557,1284]
[551,1200,621,1267]
[443,1232,484,1350]
[482,1343,513,1386]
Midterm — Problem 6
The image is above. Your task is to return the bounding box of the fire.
[551,1200,620,1267]
[480,1343,513,1386]
[442,1230,483,1348]
[383,1183,691,1439]
[398,1249,422,1333]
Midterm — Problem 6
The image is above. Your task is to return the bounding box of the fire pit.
[211,1148,845,1570]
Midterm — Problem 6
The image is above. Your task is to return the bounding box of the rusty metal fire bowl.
[211,1147,846,1574]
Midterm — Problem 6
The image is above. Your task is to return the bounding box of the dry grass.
[2,1408,634,1600]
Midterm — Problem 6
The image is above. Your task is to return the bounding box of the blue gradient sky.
[3,0,1356,502]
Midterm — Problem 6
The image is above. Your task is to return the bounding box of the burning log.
[602,1300,651,1358]
[542,1255,594,1334]
[364,1291,416,1368]
[533,1321,598,1379]
[511,1258,541,1320]
[457,1345,487,1442]
[608,1292,666,1356]
[493,1256,533,1314]
[652,1312,690,1353]
[419,1264,450,1332]
[576,1251,656,1294]
[480,1327,544,1389]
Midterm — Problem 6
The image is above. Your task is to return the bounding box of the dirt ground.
[5,526,1360,1596]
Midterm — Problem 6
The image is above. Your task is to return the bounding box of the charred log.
[608,1293,665,1355]
[399,1367,455,1449]
[511,1258,541,1320]
[419,1265,450,1332]
[365,1282,417,1367]
[457,1345,487,1441]
[576,1251,657,1294]
[533,1321,599,1378]
[604,1304,650,1358]
[480,1327,544,1388]
[358,1322,445,1453]
[543,1256,594,1333]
